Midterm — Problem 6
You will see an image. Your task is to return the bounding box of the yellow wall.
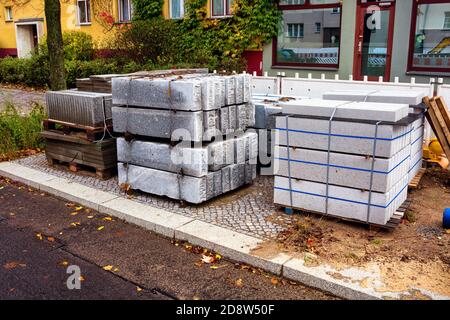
[0,0,217,52]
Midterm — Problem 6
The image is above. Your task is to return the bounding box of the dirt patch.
[260,168,450,298]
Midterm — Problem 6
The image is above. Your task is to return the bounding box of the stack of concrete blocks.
[273,99,414,226]
[46,90,113,127]
[250,94,308,172]
[322,90,426,183]
[112,73,258,204]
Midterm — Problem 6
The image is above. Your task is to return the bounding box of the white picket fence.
[250,72,443,143]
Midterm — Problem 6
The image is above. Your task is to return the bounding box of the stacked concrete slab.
[322,90,426,183]
[46,90,112,127]
[113,73,258,204]
[250,94,308,172]
[273,98,416,226]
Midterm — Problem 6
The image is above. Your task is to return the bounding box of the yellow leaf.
[87,216,94,219]
[235,278,243,287]
[271,278,279,285]
[97,226,105,231]
[60,261,69,267]
[215,254,222,260]
[445,229,450,234]
[75,206,83,211]
[36,233,43,240]
[103,265,113,271]
[70,212,79,216]
[79,275,85,281]
[113,267,119,272]
[103,217,113,221]
[210,265,219,270]
[136,286,143,292]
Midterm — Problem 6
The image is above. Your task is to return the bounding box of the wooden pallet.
[42,130,117,180]
[43,119,112,142]
[282,199,411,230]
[408,168,426,189]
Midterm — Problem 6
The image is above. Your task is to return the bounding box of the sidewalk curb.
[3,162,447,300]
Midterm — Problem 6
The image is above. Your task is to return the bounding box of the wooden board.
[409,168,426,189]
[423,97,450,159]
[43,119,113,142]
[434,97,450,134]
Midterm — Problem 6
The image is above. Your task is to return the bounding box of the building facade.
[264,0,450,84]
[0,0,449,84]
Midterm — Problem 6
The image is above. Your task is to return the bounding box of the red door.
[242,50,263,76]
[353,1,395,82]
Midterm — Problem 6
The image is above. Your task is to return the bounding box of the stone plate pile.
[112,73,258,204]
[250,94,307,173]
[273,98,422,226]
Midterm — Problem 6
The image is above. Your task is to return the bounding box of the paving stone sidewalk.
[0,88,45,113]
[15,154,289,239]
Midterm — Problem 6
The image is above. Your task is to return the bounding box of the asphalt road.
[0,177,335,300]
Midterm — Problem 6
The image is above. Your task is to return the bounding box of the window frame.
[407,0,450,73]
[77,0,91,25]
[211,0,234,18]
[273,0,343,69]
[170,0,185,19]
[5,6,13,22]
[444,11,450,29]
[118,0,133,23]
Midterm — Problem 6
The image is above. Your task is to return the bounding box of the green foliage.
[0,103,46,155]
[0,56,49,87]
[112,19,183,65]
[40,31,94,61]
[132,0,164,20]
[127,0,281,71]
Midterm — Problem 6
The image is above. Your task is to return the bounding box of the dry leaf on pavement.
[235,278,243,287]
[201,255,215,264]
[97,226,105,231]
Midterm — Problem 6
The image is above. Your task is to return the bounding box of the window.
[77,0,91,25]
[445,12,450,29]
[408,0,450,72]
[315,22,321,33]
[170,0,185,19]
[274,0,342,68]
[287,24,304,38]
[119,0,133,22]
[212,0,234,17]
[5,6,12,21]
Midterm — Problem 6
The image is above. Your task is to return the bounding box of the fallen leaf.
[235,279,243,287]
[87,216,94,219]
[60,261,69,267]
[0,186,4,190]
[136,286,143,292]
[271,278,279,285]
[65,203,75,208]
[103,265,113,271]
[102,217,113,221]
[36,233,43,240]
[195,261,203,267]
[9,212,15,216]
[210,265,219,270]
[215,254,222,260]
[113,267,119,272]
[70,222,81,227]
[97,226,105,231]
[47,237,55,242]
[84,209,91,213]
[445,229,450,234]
[201,255,215,264]
[3,262,26,270]
[70,212,79,216]
[75,206,83,211]
[79,275,85,281]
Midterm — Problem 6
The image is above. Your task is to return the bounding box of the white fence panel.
[251,76,279,95]
[437,84,450,109]
[280,75,434,99]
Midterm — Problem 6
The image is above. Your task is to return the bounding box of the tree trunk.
[45,0,66,90]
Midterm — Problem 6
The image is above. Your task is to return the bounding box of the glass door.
[353,1,395,81]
